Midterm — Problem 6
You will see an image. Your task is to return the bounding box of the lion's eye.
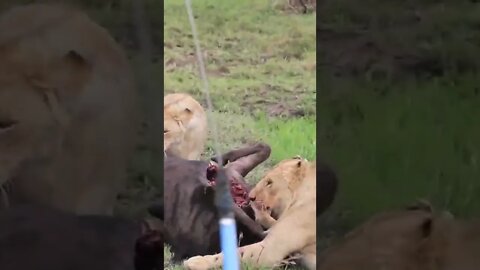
[0,119,17,133]
[164,129,169,134]
[266,179,273,186]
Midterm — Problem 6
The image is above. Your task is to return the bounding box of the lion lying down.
[184,157,338,270]
[318,200,480,270]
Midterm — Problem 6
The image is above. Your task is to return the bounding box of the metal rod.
[184,1,240,269]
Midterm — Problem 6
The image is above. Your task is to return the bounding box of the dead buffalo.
[153,142,271,261]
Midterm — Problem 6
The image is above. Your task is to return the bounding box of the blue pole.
[214,169,240,270]
[183,1,240,269]
[219,218,240,270]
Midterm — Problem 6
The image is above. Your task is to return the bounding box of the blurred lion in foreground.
[0,3,138,215]
[318,200,480,270]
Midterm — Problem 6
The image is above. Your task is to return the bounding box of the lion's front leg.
[184,210,314,270]
[184,237,293,270]
[245,208,316,267]
[251,202,277,229]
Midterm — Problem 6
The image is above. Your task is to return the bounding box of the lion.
[183,156,320,270]
[317,200,480,270]
[164,93,207,160]
[0,4,138,215]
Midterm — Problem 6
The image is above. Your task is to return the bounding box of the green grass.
[164,0,315,269]
[319,0,480,80]
[319,0,480,235]
[256,115,316,163]
[164,0,316,115]
[319,75,480,228]
[164,0,317,184]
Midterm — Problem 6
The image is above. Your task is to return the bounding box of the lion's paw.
[183,255,216,270]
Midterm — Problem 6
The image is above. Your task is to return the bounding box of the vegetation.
[164,0,316,184]
[319,0,480,238]
[164,0,315,269]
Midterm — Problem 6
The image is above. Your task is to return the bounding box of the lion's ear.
[28,49,92,99]
[62,50,91,86]
[27,50,91,126]
[177,107,194,123]
[183,108,193,118]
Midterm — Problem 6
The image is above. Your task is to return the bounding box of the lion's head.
[248,156,311,218]
[0,4,138,214]
[318,200,480,270]
[163,98,193,154]
[163,93,207,160]
[0,45,91,188]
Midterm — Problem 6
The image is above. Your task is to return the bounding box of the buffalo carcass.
[0,205,163,270]
[152,142,271,261]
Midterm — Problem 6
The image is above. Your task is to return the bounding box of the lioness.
[164,93,207,160]
[0,4,138,215]
[318,201,480,270]
[183,157,320,270]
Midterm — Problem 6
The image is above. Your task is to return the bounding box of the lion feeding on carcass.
[0,3,138,215]
[184,157,338,270]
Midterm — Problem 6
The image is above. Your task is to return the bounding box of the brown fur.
[164,93,207,160]
[0,4,138,215]
[318,201,480,270]
[0,204,162,270]
[154,143,271,261]
[184,157,319,270]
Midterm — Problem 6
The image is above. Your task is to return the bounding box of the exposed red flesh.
[206,162,249,208]
[231,182,249,207]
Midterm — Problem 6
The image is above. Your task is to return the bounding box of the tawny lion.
[318,200,480,270]
[183,156,318,270]
[164,93,207,160]
[0,3,138,215]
